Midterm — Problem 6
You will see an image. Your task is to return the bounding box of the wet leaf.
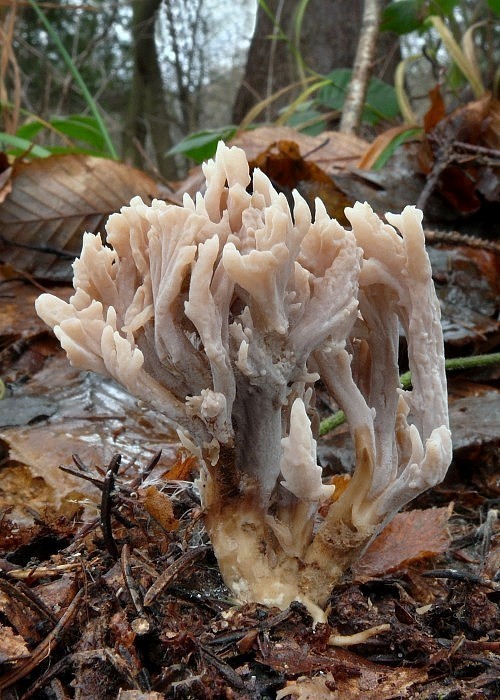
[353,505,453,581]
[428,245,500,351]
[0,395,58,427]
[448,382,500,468]
[0,155,159,280]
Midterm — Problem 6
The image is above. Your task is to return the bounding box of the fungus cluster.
[36,143,452,621]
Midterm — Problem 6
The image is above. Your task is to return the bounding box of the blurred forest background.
[0,0,498,181]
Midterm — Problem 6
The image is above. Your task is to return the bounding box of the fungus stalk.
[36,143,452,622]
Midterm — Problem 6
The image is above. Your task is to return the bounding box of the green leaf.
[0,133,51,158]
[15,121,46,141]
[319,70,400,125]
[318,69,352,110]
[27,0,117,159]
[50,115,106,152]
[364,78,401,124]
[285,102,327,135]
[372,127,422,170]
[381,0,424,34]
[429,0,461,16]
[487,0,500,13]
[167,127,238,163]
[15,115,107,155]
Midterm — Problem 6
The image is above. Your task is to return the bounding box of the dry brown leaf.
[418,95,500,214]
[0,155,159,280]
[353,505,453,581]
[277,666,428,700]
[424,85,447,133]
[0,623,30,662]
[162,450,199,481]
[138,485,179,532]
[249,139,353,224]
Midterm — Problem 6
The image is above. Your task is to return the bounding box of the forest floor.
[0,124,499,699]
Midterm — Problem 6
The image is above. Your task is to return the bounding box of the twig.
[0,575,58,625]
[100,453,121,559]
[120,543,144,614]
[143,545,210,606]
[199,644,246,690]
[422,568,499,591]
[129,449,163,490]
[5,562,81,581]
[0,589,83,692]
[120,544,151,635]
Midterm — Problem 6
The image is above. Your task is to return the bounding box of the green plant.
[170,68,400,165]
[0,113,115,159]
[0,1,117,161]
[382,0,496,107]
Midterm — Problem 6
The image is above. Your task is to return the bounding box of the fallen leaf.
[424,85,447,133]
[0,623,30,662]
[276,666,427,700]
[427,245,500,350]
[418,95,500,215]
[0,155,159,280]
[162,450,199,481]
[138,485,179,532]
[232,126,368,175]
[353,505,453,581]
[249,139,353,224]
[176,126,368,208]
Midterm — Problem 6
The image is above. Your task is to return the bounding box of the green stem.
[28,0,118,160]
[320,352,500,436]
[319,410,345,437]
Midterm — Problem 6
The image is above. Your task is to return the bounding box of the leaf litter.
[0,128,499,698]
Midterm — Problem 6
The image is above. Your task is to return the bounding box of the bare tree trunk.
[123,0,176,179]
[232,0,296,123]
[233,0,400,125]
[339,0,382,134]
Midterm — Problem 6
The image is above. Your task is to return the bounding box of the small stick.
[100,454,121,559]
[199,644,246,690]
[120,544,143,614]
[143,545,210,606]
[328,623,391,647]
[129,449,163,490]
[0,575,58,625]
[59,465,105,490]
[0,589,83,691]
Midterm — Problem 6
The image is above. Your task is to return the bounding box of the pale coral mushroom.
[35,142,452,622]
